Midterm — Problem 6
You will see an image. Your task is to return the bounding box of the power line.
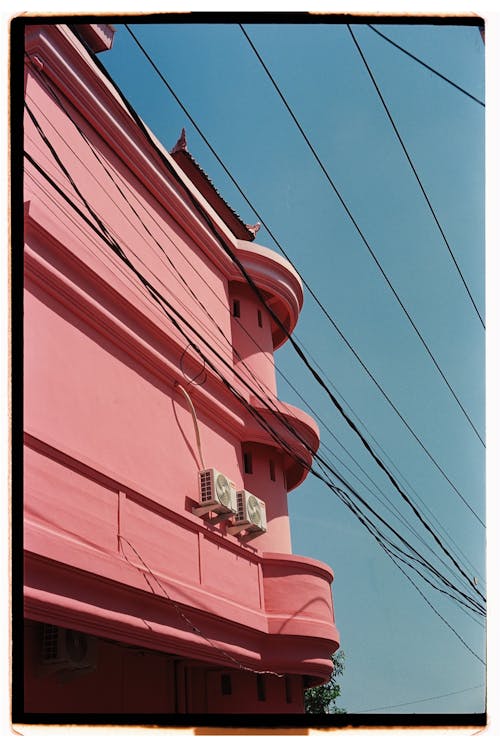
[354,683,484,713]
[25,146,486,662]
[27,65,485,597]
[119,25,484,523]
[24,56,486,626]
[239,23,485,448]
[348,24,484,329]
[367,24,485,107]
[23,137,486,617]
[29,47,486,608]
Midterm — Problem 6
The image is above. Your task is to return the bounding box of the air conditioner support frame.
[192,505,232,523]
[226,525,265,540]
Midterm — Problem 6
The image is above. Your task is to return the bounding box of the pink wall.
[23,23,339,714]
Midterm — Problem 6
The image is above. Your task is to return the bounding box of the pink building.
[22,21,339,716]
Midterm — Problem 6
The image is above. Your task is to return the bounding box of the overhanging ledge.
[232,239,304,349]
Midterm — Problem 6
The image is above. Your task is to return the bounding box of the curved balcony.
[262,552,339,684]
[245,395,320,491]
[232,239,303,350]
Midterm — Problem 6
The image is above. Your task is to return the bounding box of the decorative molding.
[24,24,303,343]
[24,548,338,678]
[24,201,246,435]
[24,25,241,280]
[24,430,255,559]
[233,240,304,346]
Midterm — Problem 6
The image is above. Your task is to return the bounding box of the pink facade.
[23,22,339,715]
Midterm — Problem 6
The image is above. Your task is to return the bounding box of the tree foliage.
[304,650,345,714]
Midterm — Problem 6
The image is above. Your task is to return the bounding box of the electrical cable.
[22,95,484,612]
[348,23,484,329]
[113,29,484,524]
[28,92,483,598]
[24,54,488,620]
[238,23,485,447]
[29,74,485,591]
[366,24,485,107]
[25,145,487,662]
[118,535,285,677]
[175,382,206,470]
[24,145,486,622]
[352,683,484,713]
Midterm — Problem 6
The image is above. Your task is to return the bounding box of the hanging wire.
[108,31,485,520]
[23,96,486,612]
[348,23,484,329]
[175,381,206,470]
[118,535,285,677]
[25,84,485,595]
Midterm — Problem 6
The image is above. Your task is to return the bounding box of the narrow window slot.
[232,300,240,318]
[285,676,293,703]
[221,674,232,696]
[243,451,253,474]
[257,674,266,701]
[269,459,276,482]
[257,309,263,327]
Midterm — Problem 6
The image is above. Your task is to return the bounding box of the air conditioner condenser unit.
[195,468,238,518]
[228,490,267,536]
[41,624,97,672]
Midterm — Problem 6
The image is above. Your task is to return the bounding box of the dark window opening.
[221,674,232,696]
[257,674,266,701]
[243,451,253,474]
[232,300,240,318]
[269,460,276,482]
[257,309,263,327]
[285,676,293,703]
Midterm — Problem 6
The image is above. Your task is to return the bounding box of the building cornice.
[24,24,303,344]
[25,25,238,276]
[245,395,320,491]
[24,200,246,436]
[233,240,304,348]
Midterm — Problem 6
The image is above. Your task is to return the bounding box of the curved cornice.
[233,240,303,349]
[24,25,304,351]
[24,25,247,284]
[245,396,320,491]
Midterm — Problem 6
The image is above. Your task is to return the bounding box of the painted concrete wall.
[23,22,339,714]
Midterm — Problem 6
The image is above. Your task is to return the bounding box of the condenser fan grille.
[247,495,263,527]
[42,624,59,661]
[65,630,89,662]
[215,473,231,507]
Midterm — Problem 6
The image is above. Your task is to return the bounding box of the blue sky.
[88,17,485,716]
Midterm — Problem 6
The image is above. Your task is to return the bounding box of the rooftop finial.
[171,128,187,154]
[246,222,261,237]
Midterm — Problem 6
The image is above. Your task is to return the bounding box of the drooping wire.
[348,23,484,329]
[352,683,484,714]
[24,86,486,610]
[24,148,488,668]
[116,27,484,523]
[23,45,488,620]
[23,144,486,622]
[29,62,485,592]
[175,382,206,470]
[118,535,285,677]
[238,23,485,447]
[26,73,485,598]
[366,24,485,107]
